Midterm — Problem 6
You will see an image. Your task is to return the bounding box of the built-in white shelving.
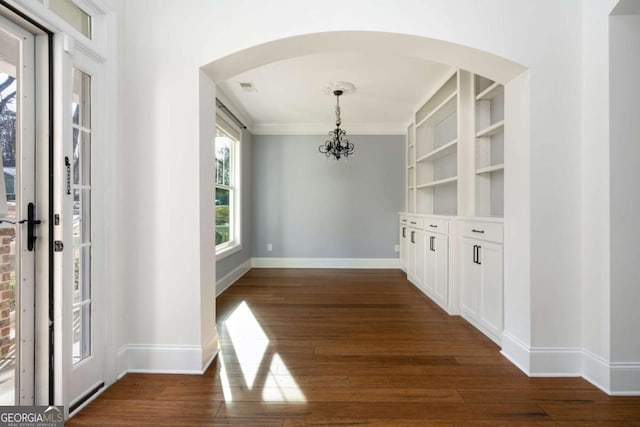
[475,81,502,101]
[416,139,458,163]
[416,91,457,128]
[408,70,460,216]
[476,163,504,175]
[474,74,505,218]
[405,70,506,219]
[417,176,458,188]
[476,120,504,138]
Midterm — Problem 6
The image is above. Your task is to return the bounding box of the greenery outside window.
[215,116,241,257]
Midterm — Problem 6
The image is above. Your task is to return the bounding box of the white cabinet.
[459,221,503,345]
[426,232,449,307]
[399,215,451,312]
[399,218,410,272]
[412,229,425,287]
[422,218,449,309]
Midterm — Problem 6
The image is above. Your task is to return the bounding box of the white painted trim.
[502,336,640,395]
[216,243,242,261]
[252,122,406,136]
[582,349,611,394]
[116,345,128,380]
[251,257,400,269]
[529,347,582,377]
[610,362,640,395]
[500,330,531,374]
[201,330,219,373]
[216,259,252,296]
[501,332,581,377]
[120,344,211,375]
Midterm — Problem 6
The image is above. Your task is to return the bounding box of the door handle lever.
[18,203,41,251]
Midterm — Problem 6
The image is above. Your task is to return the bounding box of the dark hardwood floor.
[67,269,640,426]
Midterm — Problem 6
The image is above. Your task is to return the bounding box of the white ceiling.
[217,52,453,135]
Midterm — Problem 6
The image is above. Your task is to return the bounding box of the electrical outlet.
[394,244,399,253]
[267,243,273,251]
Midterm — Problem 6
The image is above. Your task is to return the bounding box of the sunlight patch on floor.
[224,301,269,389]
[221,301,306,403]
[262,353,306,402]
[217,352,233,402]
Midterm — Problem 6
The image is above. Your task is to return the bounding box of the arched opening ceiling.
[203,31,525,134]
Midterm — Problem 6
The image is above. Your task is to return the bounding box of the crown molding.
[252,122,406,136]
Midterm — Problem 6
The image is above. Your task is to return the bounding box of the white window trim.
[215,112,242,260]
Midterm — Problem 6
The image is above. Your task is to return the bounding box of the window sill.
[216,243,242,261]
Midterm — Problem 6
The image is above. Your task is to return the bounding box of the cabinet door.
[424,233,436,294]
[414,230,426,287]
[460,238,480,320]
[407,229,417,279]
[399,226,409,272]
[433,233,449,306]
[478,242,503,339]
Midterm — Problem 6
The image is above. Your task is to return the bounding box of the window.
[215,116,241,256]
[71,67,92,363]
[40,0,93,39]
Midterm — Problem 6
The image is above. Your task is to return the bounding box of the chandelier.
[319,89,354,160]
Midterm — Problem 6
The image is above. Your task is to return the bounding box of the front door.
[53,37,105,415]
[0,13,37,406]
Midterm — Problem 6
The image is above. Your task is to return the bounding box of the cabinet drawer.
[423,218,449,235]
[406,217,423,229]
[461,221,503,243]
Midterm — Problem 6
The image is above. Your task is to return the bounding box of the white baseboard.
[251,257,400,269]
[610,362,640,395]
[502,333,640,395]
[501,330,531,375]
[201,330,219,372]
[582,349,611,393]
[529,347,582,377]
[120,344,213,375]
[116,345,128,380]
[216,259,251,296]
[501,332,580,377]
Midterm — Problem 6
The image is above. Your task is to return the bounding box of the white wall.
[581,0,617,390]
[251,134,404,260]
[117,0,620,387]
[609,10,640,393]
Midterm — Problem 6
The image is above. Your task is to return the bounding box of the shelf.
[416,139,457,163]
[416,176,458,189]
[476,82,503,101]
[416,91,457,128]
[476,120,504,138]
[476,163,504,174]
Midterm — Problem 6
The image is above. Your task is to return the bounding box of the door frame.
[0,4,52,406]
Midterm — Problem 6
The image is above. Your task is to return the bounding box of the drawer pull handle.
[402,227,406,238]
[410,221,417,224]
[411,231,415,244]
[471,229,485,234]
[429,224,438,228]
[430,236,435,251]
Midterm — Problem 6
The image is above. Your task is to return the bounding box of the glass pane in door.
[71,68,91,364]
[0,27,18,405]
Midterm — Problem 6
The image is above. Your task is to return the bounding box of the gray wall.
[251,134,404,258]
[216,128,253,280]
